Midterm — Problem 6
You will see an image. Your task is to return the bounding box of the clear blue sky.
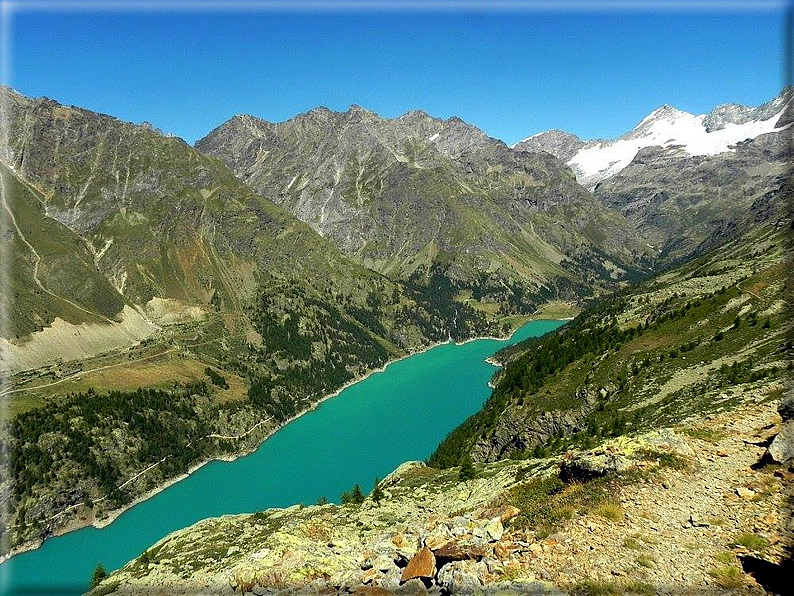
[7,2,791,145]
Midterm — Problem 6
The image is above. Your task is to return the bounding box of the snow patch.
[568,100,792,188]
[428,133,440,142]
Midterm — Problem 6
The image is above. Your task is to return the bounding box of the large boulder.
[768,422,794,465]
[400,546,436,584]
[383,461,426,486]
[559,452,631,481]
[778,393,794,422]
[435,560,483,593]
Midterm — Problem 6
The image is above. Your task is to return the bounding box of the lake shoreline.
[1,316,562,563]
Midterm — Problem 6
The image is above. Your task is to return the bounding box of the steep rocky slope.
[196,107,652,310]
[429,190,790,467]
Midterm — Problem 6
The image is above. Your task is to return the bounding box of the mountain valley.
[0,85,790,596]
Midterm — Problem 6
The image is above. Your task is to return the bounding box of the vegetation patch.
[503,475,617,537]
[571,579,654,596]
[731,533,769,551]
[708,565,745,589]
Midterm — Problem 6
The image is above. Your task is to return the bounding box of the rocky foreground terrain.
[90,390,792,595]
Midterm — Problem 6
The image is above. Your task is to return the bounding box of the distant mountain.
[515,88,792,189]
[196,106,652,313]
[516,88,792,264]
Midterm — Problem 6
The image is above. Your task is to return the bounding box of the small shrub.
[715,551,734,564]
[573,579,653,596]
[371,478,385,503]
[635,554,656,568]
[623,536,643,550]
[205,367,229,389]
[682,427,725,443]
[708,565,744,589]
[732,533,769,551]
[90,563,108,589]
[593,502,624,521]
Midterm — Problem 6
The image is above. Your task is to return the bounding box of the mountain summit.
[197,106,650,314]
[515,88,792,189]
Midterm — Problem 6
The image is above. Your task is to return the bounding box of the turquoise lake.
[0,319,564,595]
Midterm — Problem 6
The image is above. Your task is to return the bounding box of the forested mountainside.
[430,186,791,467]
[196,106,653,310]
[0,87,534,553]
[515,88,792,266]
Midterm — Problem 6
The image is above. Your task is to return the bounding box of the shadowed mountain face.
[514,88,792,265]
[196,107,653,308]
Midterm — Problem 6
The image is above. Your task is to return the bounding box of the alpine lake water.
[0,319,565,596]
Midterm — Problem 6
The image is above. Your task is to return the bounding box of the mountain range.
[515,88,792,263]
[0,85,790,569]
[89,90,793,595]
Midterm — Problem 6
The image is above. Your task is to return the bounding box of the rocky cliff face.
[593,127,791,263]
[512,130,586,162]
[196,105,652,309]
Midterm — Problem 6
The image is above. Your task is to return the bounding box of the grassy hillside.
[430,207,790,467]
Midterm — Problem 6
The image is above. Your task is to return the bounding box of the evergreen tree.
[371,478,385,503]
[91,563,108,588]
[341,484,365,504]
[459,458,476,481]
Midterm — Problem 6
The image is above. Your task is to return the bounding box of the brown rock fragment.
[400,546,436,583]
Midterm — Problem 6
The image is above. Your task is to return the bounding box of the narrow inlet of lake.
[0,319,565,596]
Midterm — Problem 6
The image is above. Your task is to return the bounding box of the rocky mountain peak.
[518,88,793,189]
[512,129,585,162]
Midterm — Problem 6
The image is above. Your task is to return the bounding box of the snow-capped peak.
[567,95,792,189]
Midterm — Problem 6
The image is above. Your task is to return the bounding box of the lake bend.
[0,319,565,596]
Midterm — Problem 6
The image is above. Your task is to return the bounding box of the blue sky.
[7,2,790,145]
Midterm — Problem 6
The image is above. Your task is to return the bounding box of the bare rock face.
[196,103,651,309]
[765,393,794,465]
[435,560,483,593]
[400,546,436,583]
[513,129,586,162]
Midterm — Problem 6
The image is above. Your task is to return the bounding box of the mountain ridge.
[196,102,652,317]
[514,88,792,189]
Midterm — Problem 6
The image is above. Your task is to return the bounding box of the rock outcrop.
[767,392,794,465]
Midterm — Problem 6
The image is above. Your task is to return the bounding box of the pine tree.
[459,458,476,481]
[371,478,385,503]
[91,563,108,588]
[341,484,365,505]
